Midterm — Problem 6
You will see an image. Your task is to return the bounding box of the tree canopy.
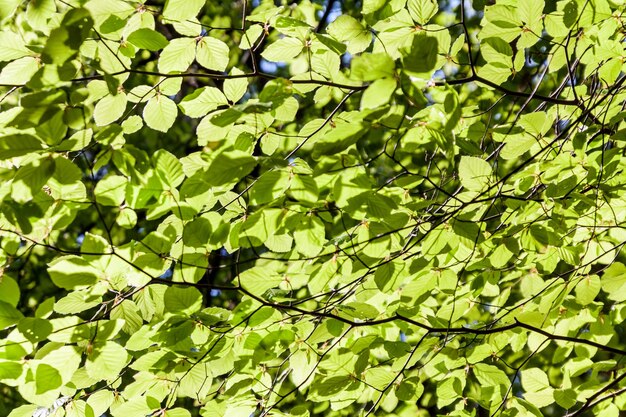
[1,0,626,416]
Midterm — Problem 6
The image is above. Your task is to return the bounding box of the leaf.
[11,158,55,203]
[143,95,178,132]
[41,8,93,65]
[223,68,248,103]
[500,134,536,160]
[477,62,511,85]
[575,275,601,305]
[0,360,22,380]
[85,341,129,382]
[0,300,23,329]
[177,362,212,399]
[0,134,44,159]
[35,364,62,394]
[196,36,230,71]
[164,286,203,314]
[239,267,283,295]
[363,0,386,14]
[402,34,439,75]
[179,86,228,117]
[94,93,127,126]
[407,0,438,24]
[0,56,39,85]
[517,0,544,32]
[95,175,127,206]
[521,368,550,392]
[154,149,185,188]
[127,28,169,51]
[48,256,99,289]
[473,363,509,389]
[261,37,303,62]
[86,390,114,417]
[54,291,102,314]
[0,276,20,307]
[601,262,626,301]
[165,409,192,417]
[554,388,577,409]
[240,25,263,50]
[206,150,256,186]
[18,317,52,342]
[311,120,367,158]
[163,0,204,21]
[158,37,196,73]
[0,31,30,62]
[122,115,143,134]
[360,78,396,109]
[459,156,492,191]
[327,15,371,54]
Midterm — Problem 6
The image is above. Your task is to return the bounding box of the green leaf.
[86,390,114,417]
[17,317,52,342]
[165,409,192,417]
[7,406,39,417]
[0,276,20,307]
[41,8,93,65]
[477,62,511,85]
[127,28,169,51]
[0,57,39,85]
[54,291,102,315]
[327,15,371,54]
[48,256,99,289]
[143,95,178,132]
[35,363,62,394]
[407,0,438,24]
[311,120,367,158]
[0,134,44,159]
[163,0,204,21]
[0,360,22,380]
[0,300,23,329]
[575,275,601,305]
[158,37,196,73]
[363,0,386,14]
[11,158,55,203]
[554,388,577,409]
[196,36,230,71]
[164,286,203,314]
[0,31,30,62]
[459,156,492,191]
[521,368,550,392]
[85,341,129,382]
[95,175,127,206]
[360,78,396,109]
[239,267,283,295]
[261,37,303,62]
[206,150,256,186]
[179,86,228,118]
[601,262,626,301]
[500,133,536,160]
[249,170,289,205]
[94,93,127,126]
[473,363,509,389]
[240,25,263,50]
[402,34,439,75]
[177,362,212,399]
[223,68,248,103]
[154,149,185,188]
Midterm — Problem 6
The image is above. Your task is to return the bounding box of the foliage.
[1,0,626,416]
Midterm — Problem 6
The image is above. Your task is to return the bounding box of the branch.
[315,0,338,33]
